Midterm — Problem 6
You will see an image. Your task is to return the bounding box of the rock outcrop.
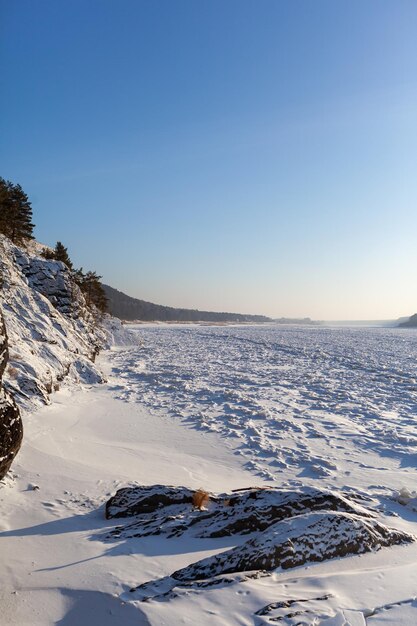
[14,248,77,317]
[0,312,23,479]
[105,484,415,601]
[0,235,131,412]
[106,484,195,519]
[171,510,411,582]
[105,484,375,539]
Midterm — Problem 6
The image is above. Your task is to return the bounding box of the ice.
[106,324,417,491]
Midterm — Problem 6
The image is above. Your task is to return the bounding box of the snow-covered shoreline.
[1,326,417,625]
[0,347,257,626]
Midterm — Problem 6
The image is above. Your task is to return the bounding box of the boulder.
[106,484,194,519]
[172,510,414,581]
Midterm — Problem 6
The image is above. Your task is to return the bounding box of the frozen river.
[108,324,417,489]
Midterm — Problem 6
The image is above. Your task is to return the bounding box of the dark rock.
[0,313,23,480]
[254,593,336,624]
[105,484,194,519]
[0,313,8,379]
[128,570,270,603]
[172,511,414,581]
[196,487,376,538]
[14,251,78,317]
[112,484,415,600]
[255,594,332,616]
[105,485,375,539]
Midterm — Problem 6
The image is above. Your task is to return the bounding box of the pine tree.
[10,184,35,242]
[0,177,35,243]
[40,247,56,260]
[54,241,73,269]
[82,271,108,313]
[74,268,108,314]
[0,178,11,236]
[73,267,86,286]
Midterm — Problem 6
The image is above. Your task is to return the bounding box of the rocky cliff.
[0,234,135,476]
[0,235,111,412]
[0,311,23,480]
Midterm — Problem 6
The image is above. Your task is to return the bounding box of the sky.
[1,0,416,320]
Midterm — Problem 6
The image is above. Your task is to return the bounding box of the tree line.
[0,177,107,313]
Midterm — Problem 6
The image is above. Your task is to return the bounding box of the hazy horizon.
[104,282,414,322]
[1,1,416,320]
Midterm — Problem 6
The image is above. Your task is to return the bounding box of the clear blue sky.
[1,0,416,319]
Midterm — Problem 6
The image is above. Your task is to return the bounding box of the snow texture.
[108,324,417,486]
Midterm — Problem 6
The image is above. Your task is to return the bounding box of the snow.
[1,321,417,625]
[0,376,254,625]
[0,235,138,413]
[107,324,417,492]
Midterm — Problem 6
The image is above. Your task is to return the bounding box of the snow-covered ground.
[1,324,417,625]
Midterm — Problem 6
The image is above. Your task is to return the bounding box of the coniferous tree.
[10,183,34,242]
[73,267,86,286]
[54,241,73,269]
[40,247,56,260]
[0,177,35,243]
[74,268,108,314]
[82,271,108,313]
[0,178,13,238]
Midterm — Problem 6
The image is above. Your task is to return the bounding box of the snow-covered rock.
[394,487,417,513]
[0,234,136,413]
[108,484,415,598]
[106,484,194,519]
[105,484,376,540]
[121,484,415,604]
[14,248,78,317]
[171,510,413,581]
[101,315,141,348]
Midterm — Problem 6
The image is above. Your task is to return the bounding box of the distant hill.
[273,317,320,325]
[103,285,271,323]
[398,314,417,328]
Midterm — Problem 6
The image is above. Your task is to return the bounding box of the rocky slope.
[0,234,136,475]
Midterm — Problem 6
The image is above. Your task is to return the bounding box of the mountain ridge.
[103,284,271,323]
